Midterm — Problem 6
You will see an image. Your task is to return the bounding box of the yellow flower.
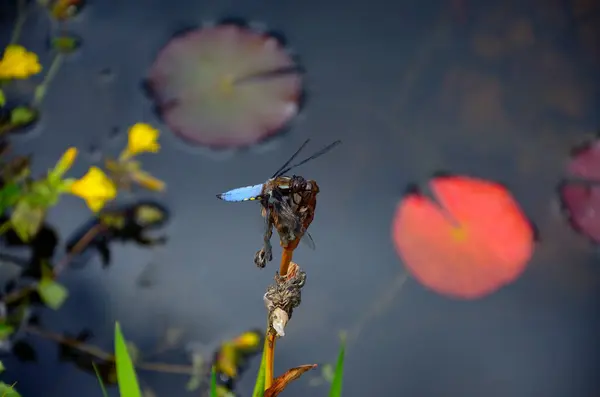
[52,147,78,177]
[120,123,160,160]
[70,166,117,212]
[0,45,42,79]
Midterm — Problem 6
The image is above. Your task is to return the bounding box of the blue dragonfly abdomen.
[217,184,264,202]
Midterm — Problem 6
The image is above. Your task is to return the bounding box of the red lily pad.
[391,175,534,299]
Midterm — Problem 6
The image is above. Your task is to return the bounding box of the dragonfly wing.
[301,231,316,250]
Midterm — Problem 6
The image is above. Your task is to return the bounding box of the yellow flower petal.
[0,45,42,80]
[121,123,161,159]
[85,197,106,212]
[70,166,117,212]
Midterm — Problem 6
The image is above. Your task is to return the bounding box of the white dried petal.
[272,308,288,337]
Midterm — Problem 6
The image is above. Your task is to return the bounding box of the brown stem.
[279,238,299,277]
[24,325,195,375]
[52,224,107,276]
[264,332,276,390]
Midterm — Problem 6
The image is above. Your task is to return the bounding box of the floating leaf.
[51,35,81,54]
[560,139,600,242]
[265,364,317,397]
[392,175,534,299]
[0,382,21,397]
[328,333,346,397]
[10,200,45,241]
[560,182,600,243]
[209,365,217,397]
[37,278,69,310]
[0,90,5,107]
[10,107,37,126]
[114,322,142,397]
[251,341,267,397]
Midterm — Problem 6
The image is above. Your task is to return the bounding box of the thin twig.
[53,224,106,275]
[32,53,64,108]
[25,325,195,375]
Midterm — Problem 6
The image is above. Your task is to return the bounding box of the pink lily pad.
[146,22,303,150]
[560,137,600,243]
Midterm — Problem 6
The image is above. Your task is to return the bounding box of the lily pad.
[392,175,535,299]
[560,137,600,243]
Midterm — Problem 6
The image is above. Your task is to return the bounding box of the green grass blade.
[92,362,109,397]
[209,365,217,397]
[251,339,268,397]
[114,322,142,397]
[328,333,346,397]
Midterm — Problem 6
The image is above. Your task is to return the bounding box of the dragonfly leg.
[254,204,274,268]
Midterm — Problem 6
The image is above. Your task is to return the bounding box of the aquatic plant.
[0,0,87,138]
[146,21,303,149]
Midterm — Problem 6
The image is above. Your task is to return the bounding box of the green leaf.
[114,322,142,397]
[37,278,69,310]
[328,333,346,397]
[0,361,4,373]
[0,89,5,107]
[0,183,22,213]
[92,362,109,397]
[10,200,45,241]
[0,323,14,340]
[0,382,21,397]
[209,365,217,397]
[10,107,36,126]
[251,340,267,397]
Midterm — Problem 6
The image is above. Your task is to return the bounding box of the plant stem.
[32,53,64,108]
[264,332,276,390]
[279,238,299,277]
[52,224,106,275]
[25,325,195,375]
[9,0,28,45]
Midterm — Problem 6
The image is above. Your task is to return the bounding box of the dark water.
[1,0,600,396]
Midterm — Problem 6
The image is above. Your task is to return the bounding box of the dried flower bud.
[264,262,306,338]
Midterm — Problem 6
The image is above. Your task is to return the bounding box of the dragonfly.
[217,139,341,267]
